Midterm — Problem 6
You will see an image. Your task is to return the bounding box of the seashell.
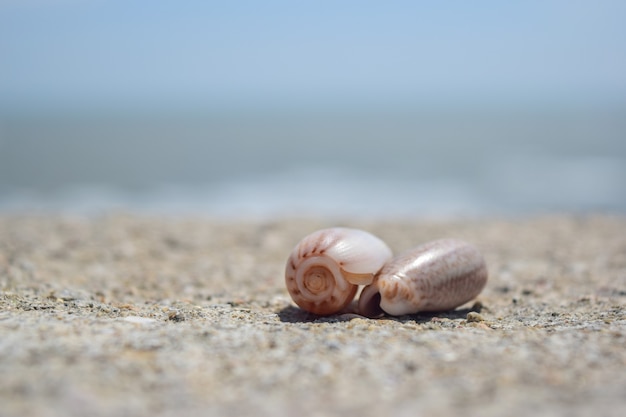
[285,227,393,315]
[358,238,487,318]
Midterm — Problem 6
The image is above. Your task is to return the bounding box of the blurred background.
[1,0,625,217]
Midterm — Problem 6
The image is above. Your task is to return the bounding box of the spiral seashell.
[358,238,487,318]
[285,227,393,315]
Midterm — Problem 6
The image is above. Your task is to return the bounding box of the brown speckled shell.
[359,239,487,317]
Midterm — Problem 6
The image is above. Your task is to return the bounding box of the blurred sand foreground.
[1,214,625,417]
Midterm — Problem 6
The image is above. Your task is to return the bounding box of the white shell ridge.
[319,227,393,283]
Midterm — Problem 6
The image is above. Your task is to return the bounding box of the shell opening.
[358,283,385,318]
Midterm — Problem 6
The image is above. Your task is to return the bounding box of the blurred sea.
[1,103,625,218]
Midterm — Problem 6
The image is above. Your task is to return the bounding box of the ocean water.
[1,104,625,218]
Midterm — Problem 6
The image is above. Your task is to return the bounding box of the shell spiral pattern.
[359,238,488,318]
[285,227,393,315]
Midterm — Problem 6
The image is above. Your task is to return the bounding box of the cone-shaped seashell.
[285,227,393,315]
[358,239,487,318]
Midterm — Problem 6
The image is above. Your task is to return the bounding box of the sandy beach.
[1,213,625,417]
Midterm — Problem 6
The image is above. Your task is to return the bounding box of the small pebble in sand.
[466,312,485,322]
[168,311,186,322]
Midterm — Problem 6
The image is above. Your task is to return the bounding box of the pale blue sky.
[1,0,625,108]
